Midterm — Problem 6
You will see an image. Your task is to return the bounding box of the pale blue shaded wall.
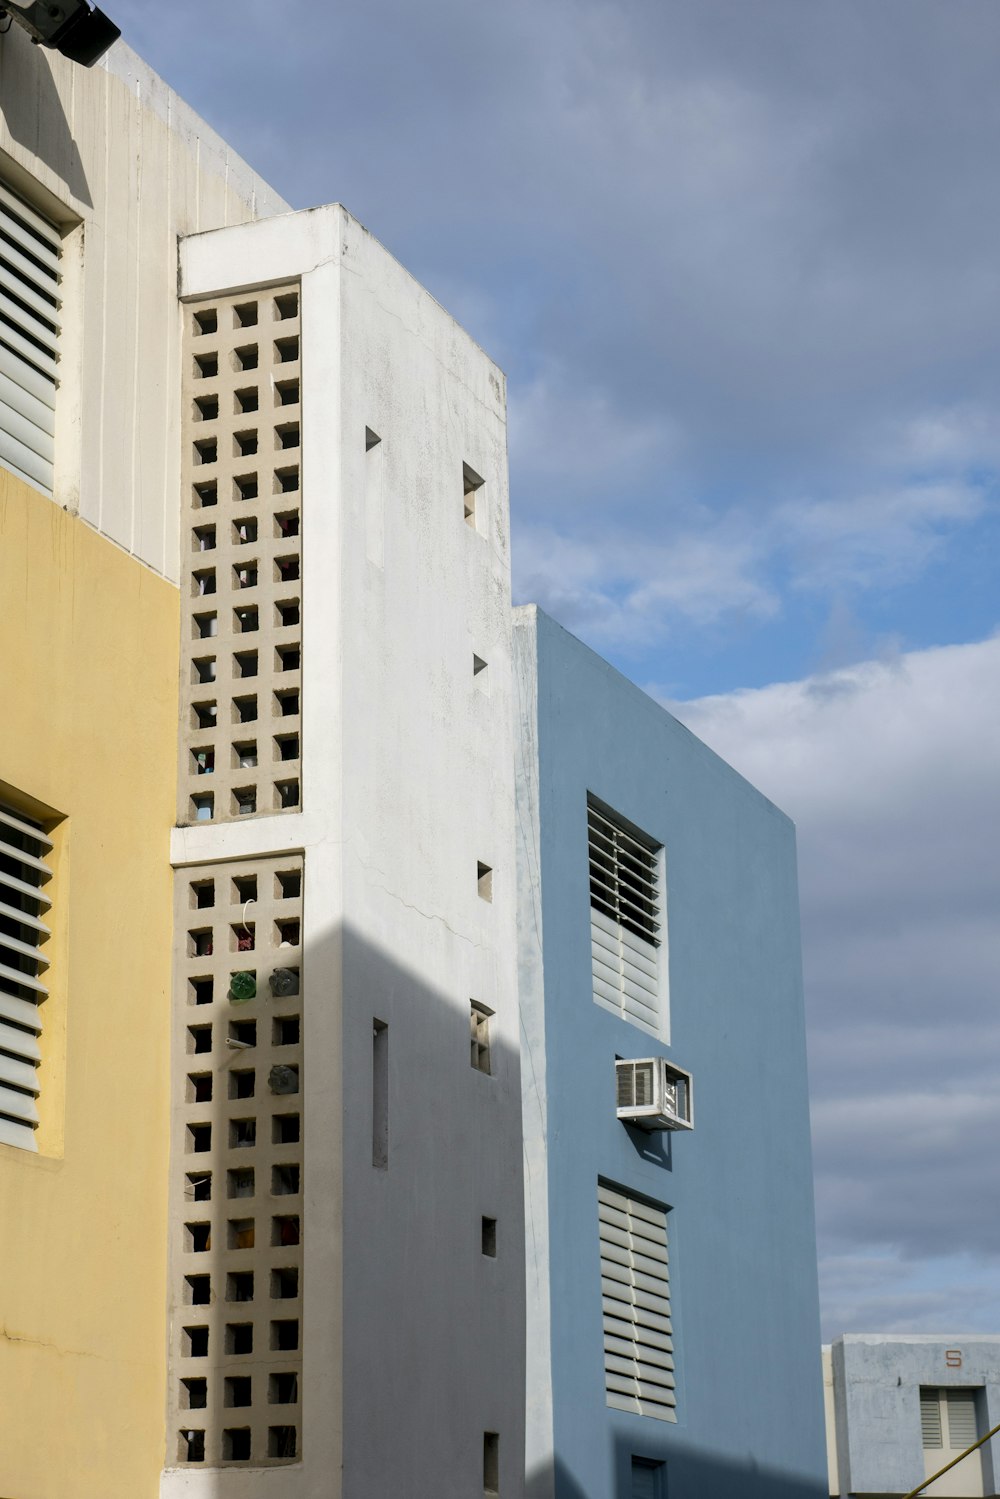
[514,605,826,1499]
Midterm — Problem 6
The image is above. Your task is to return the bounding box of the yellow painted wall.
[0,471,178,1498]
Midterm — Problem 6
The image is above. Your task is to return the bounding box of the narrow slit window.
[484,1432,499,1495]
[477,862,493,902]
[373,1018,388,1168]
[470,1001,493,1074]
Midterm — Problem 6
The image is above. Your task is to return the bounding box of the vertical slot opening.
[373,1017,388,1169]
[482,1216,497,1257]
[484,1432,499,1495]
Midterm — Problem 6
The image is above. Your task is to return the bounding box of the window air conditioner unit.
[616,1057,693,1132]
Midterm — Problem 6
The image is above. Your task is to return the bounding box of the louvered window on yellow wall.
[0,181,61,497]
[599,1183,676,1422]
[0,803,53,1151]
[588,797,663,1037]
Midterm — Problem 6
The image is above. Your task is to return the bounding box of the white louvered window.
[588,797,663,1037]
[947,1389,979,1449]
[598,1183,675,1423]
[0,180,61,497]
[920,1387,980,1452]
[0,804,53,1151]
[920,1389,943,1448]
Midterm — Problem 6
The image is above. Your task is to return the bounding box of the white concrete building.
[824,1336,1000,1498]
[164,204,526,1495]
[166,208,526,1494]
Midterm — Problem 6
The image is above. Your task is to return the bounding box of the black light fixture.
[0,0,120,67]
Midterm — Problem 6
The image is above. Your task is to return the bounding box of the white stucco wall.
[0,26,288,582]
[169,203,525,1497]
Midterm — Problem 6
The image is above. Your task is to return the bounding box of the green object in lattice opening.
[229,971,257,1004]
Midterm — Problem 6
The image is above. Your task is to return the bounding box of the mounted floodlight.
[0,0,120,67]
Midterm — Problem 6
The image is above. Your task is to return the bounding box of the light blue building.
[513,606,827,1499]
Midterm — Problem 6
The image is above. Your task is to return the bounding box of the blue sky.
[111,0,1000,1338]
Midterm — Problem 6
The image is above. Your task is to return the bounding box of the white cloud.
[779,480,987,592]
[669,636,1000,1334]
[513,517,778,643]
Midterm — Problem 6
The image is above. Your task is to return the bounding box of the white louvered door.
[599,1183,676,1422]
[0,181,61,496]
[920,1387,985,1497]
[0,805,53,1151]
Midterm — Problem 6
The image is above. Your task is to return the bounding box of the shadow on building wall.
[0,28,92,207]
[535,1444,828,1499]
[168,909,526,1498]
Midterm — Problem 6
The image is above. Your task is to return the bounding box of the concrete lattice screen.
[168,855,304,1469]
[179,286,303,828]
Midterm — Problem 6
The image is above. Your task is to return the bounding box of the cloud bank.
[671,636,1000,1337]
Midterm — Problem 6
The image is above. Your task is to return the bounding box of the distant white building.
[824,1335,1000,1498]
